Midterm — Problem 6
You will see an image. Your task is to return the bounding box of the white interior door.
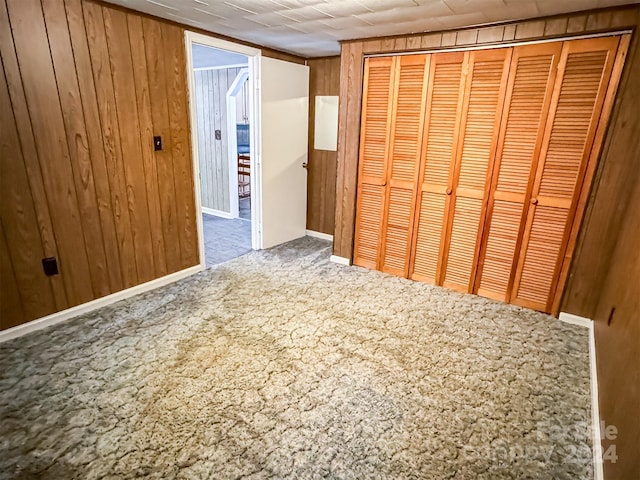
[259,57,309,249]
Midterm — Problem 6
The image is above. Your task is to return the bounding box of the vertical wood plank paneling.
[65,0,123,294]
[307,56,340,235]
[0,67,57,321]
[103,6,155,284]
[42,0,111,298]
[162,23,198,269]
[142,16,182,273]
[127,13,168,277]
[194,67,243,213]
[84,0,138,288]
[335,41,364,257]
[0,0,68,311]
[0,222,24,329]
[7,0,94,306]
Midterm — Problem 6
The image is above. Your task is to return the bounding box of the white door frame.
[226,68,249,219]
[184,31,263,268]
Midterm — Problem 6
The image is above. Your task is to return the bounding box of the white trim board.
[202,207,234,219]
[306,230,333,242]
[559,312,603,480]
[0,265,204,343]
[330,255,350,266]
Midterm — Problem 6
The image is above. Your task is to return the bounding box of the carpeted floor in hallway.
[0,237,593,479]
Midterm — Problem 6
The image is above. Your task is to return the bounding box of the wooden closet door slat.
[476,43,562,302]
[381,55,429,276]
[353,57,395,269]
[441,48,512,293]
[512,37,620,312]
[410,52,466,284]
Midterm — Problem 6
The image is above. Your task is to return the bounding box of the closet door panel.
[512,37,620,311]
[442,48,511,292]
[353,57,394,268]
[381,55,429,276]
[476,43,562,301]
[410,52,466,283]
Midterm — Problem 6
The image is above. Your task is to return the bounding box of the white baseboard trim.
[559,312,592,328]
[306,230,334,242]
[559,312,603,480]
[202,207,234,219]
[0,264,204,343]
[330,255,350,266]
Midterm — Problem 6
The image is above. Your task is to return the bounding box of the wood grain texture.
[307,56,340,235]
[0,65,57,322]
[162,23,198,270]
[0,0,68,311]
[7,0,94,307]
[43,0,111,298]
[1,0,200,329]
[593,178,640,480]
[65,0,124,294]
[84,0,139,288]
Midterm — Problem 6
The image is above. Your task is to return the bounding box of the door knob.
[446,188,452,195]
[531,198,538,205]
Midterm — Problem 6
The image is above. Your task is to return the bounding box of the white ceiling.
[105,0,636,57]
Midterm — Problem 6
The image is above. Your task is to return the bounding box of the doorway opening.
[185,33,262,267]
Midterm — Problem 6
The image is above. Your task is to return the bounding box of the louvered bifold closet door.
[511,37,620,312]
[441,48,512,293]
[475,43,562,302]
[410,52,467,284]
[380,55,429,276]
[353,57,395,268]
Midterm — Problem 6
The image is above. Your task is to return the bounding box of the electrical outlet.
[42,257,59,276]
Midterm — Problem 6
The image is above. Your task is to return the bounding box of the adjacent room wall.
[307,56,340,235]
[0,0,304,331]
[194,67,247,214]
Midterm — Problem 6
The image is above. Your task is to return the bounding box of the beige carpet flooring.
[0,237,593,479]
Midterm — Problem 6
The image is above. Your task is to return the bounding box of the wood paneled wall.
[194,67,244,213]
[0,0,194,329]
[1,0,304,331]
[306,56,341,235]
[588,24,639,480]
[593,177,640,480]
